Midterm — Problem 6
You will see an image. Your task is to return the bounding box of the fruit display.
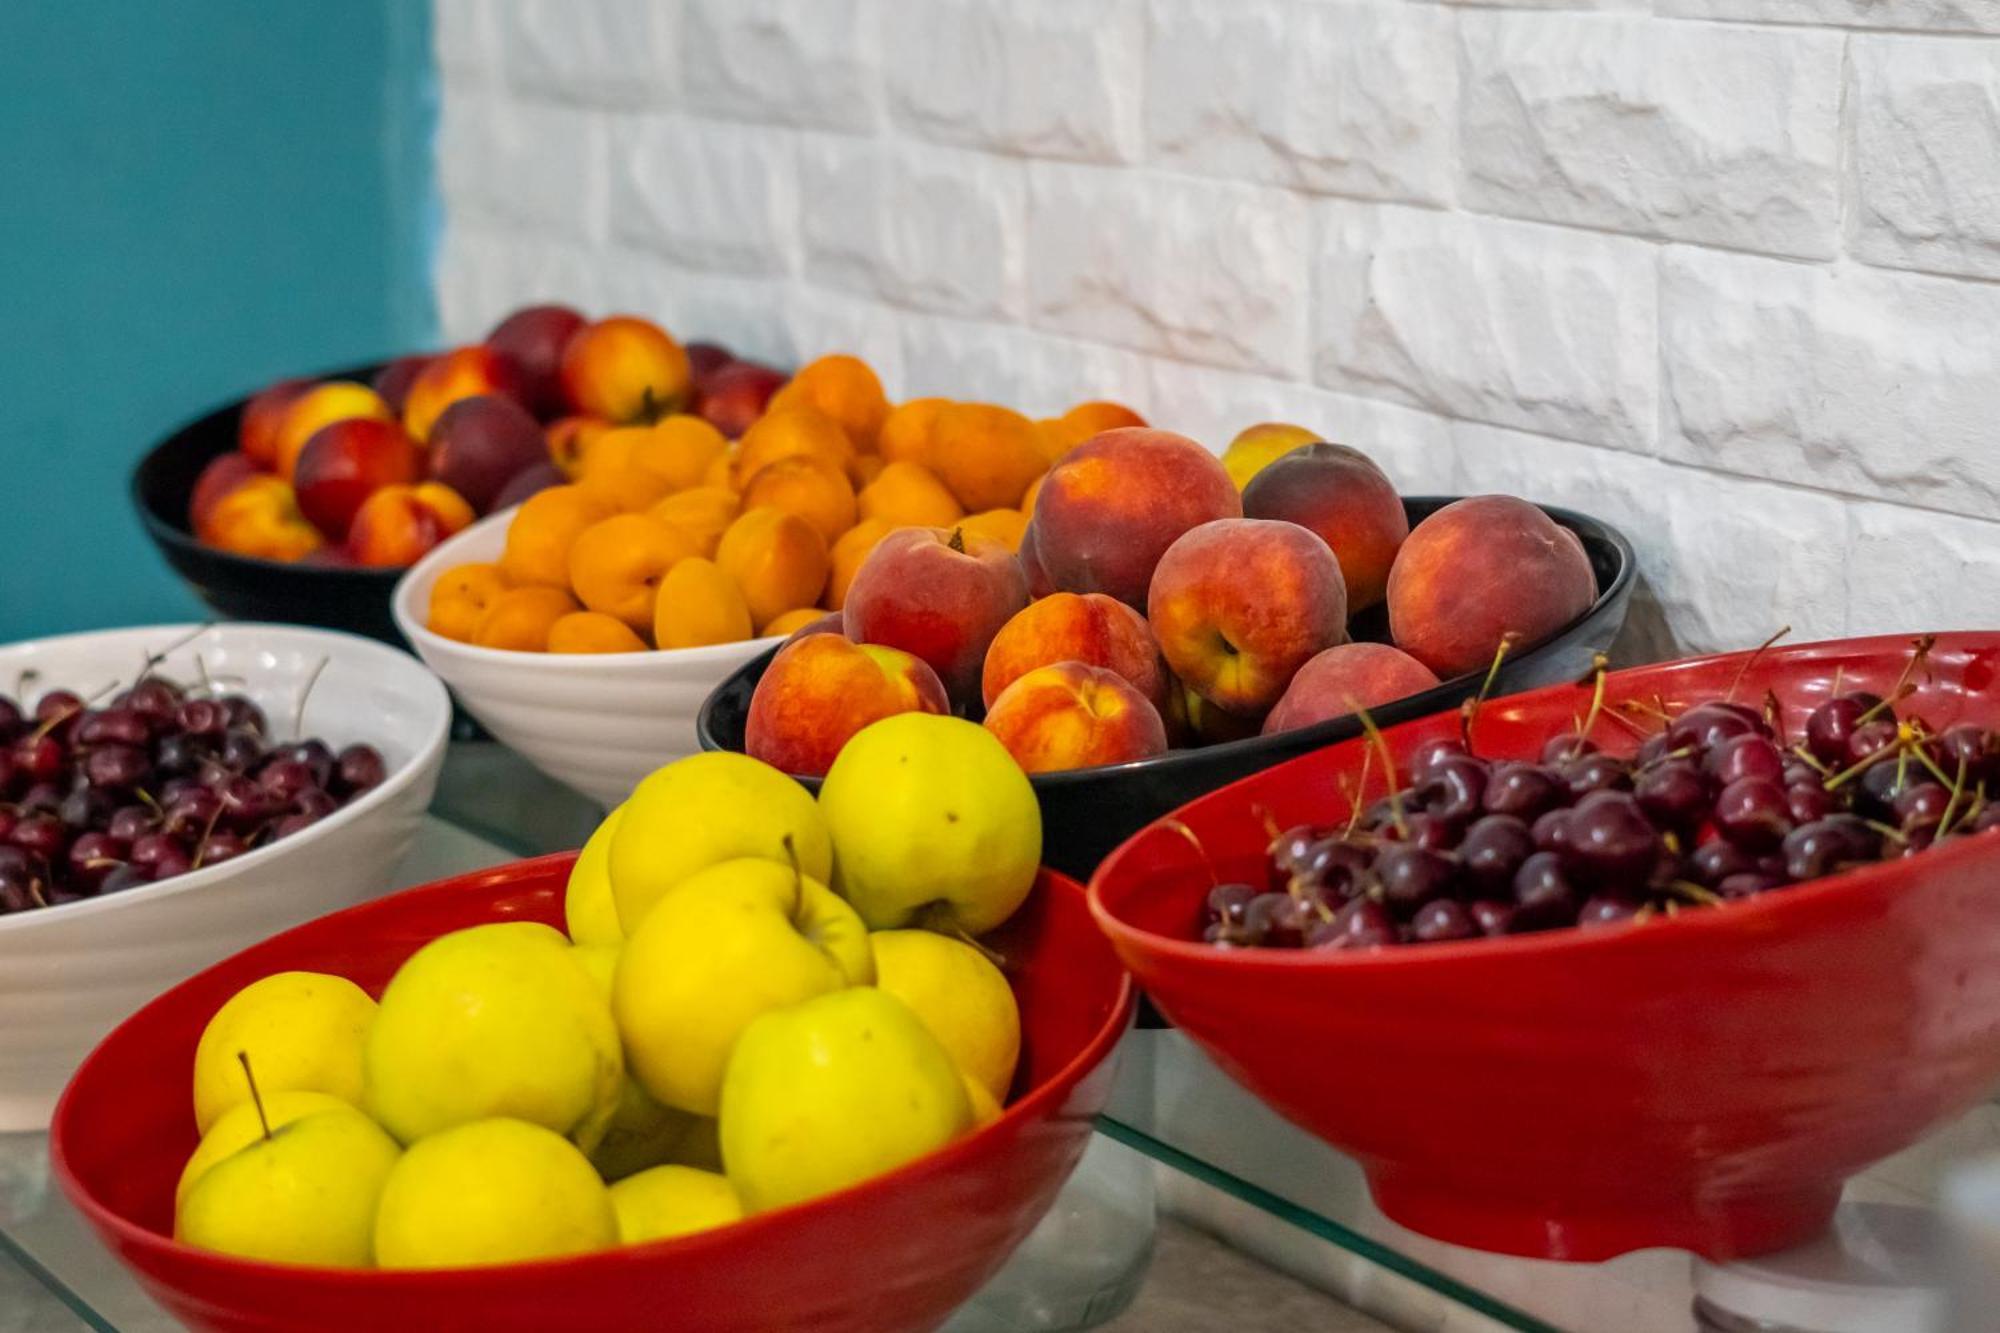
[167,715,1041,1270]
[1201,638,2000,951]
[744,418,1599,779]
[191,305,782,571]
[0,670,387,915]
[422,351,1136,657]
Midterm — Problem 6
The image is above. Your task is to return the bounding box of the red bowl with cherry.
[1088,631,2000,1262]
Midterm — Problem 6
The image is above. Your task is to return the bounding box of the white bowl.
[392,507,780,808]
[0,623,449,1130]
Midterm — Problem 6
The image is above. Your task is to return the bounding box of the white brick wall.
[432,0,2000,658]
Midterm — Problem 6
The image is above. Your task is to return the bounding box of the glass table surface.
[4,743,1991,1333]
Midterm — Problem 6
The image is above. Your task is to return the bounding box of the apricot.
[715,508,830,629]
[500,485,612,587]
[547,416,613,480]
[1022,473,1045,517]
[930,402,1046,512]
[857,461,962,529]
[761,608,827,638]
[767,354,888,450]
[649,486,741,558]
[1040,400,1147,463]
[473,585,580,652]
[272,382,394,481]
[1385,496,1597,679]
[632,415,729,491]
[547,611,649,655]
[745,635,950,778]
[852,453,886,487]
[560,315,692,424]
[983,662,1169,774]
[427,562,511,644]
[959,508,1028,554]
[741,454,857,546]
[567,512,700,632]
[577,427,678,513]
[877,397,947,468]
[653,557,754,649]
[981,591,1166,711]
[734,407,856,488]
[827,517,894,612]
[702,447,737,492]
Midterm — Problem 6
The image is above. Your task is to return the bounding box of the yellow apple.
[609,1165,743,1245]
[176,1089,351,1212]
[570,943,704,1181]
[373,1118,616,1269]
[191,971,375,1134]
[614,858,872,1116]
[565,803,627,946]
[176,1105,400,1268]
[870,929,1021,1103]
[363,922,621,1149]
[608,753,833,934]
[963,1071,1002,1128]
[818,714,1041,934]
[720,987,971,1213]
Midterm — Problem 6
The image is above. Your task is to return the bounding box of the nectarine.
[981,592,1166,711]
[983,662,1168,774]
[745,634,950,777]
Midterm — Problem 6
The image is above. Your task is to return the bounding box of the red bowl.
[1089,631,2000,1263]
[51,855,1134,1333]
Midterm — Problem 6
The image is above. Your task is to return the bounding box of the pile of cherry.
[0,676,386,914]
[1204,686,2000,951]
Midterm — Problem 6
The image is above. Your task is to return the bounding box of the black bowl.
[698,498,1635,883]
[131,361,408,646]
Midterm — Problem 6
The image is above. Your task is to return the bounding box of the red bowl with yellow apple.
[50,854,1135,1333]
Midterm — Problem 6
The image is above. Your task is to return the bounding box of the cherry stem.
[237,1051,272,1141]
[1341,746,1376,839]
[1576,654,1611,743]
[1157,818,1219,889]
[292,655,330,743]
[1459,636,1515,753]
[1353,705,1407,839]
[1724,625,1791,704]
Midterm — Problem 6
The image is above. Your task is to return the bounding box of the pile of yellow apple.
[171,712,1042,1270]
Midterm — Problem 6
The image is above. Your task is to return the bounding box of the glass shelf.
[6,743,1989,1332]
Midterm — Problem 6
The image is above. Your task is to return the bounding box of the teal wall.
[0,5,437,641]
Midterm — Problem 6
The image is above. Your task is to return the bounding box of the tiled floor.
[1105,1219,1395,1333]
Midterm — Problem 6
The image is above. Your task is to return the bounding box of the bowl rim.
[696,495,1638,788]
[49,858,1137,1284]
[1087,629,2000,972]
[0,622,451,936]
[390,506,793,671]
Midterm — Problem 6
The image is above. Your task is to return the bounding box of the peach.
[745,634,950,777]
[959,508,1028,554]
[649,486,741,557]
[547,415,613,479]
[202,475,322,563]
[403,346,526,443]
[694,361,786,439]
[930,402,1046,512]
[427,562,511,644]
[1147,518,1347,717]
[857,461,962,529]
[983,662,1168,774]
[1261,643,1439,737]
[741,454,857,545]
[1039,400,1147,464]
[473,585,579,652]
[1030,428,1240,608]
[981,592,1166,712]
[877,397,947,467]
[1221,422,1319,492]
[293,417,424,540]
[189,452,260,536]
[1164,678,1263,747]
[348,483,473,568]
[768,354,888,450]
[560,315,692,424]
[500,485,611,587]
[827,517,893,612]
[566,512,700,632]
[427,395,547,513]
[734,407,856,488]
[272,382,394,481]
[1386,496,1598,679]
[1241,442,1407,612]
[654,557,754,649]
[238,378,312,469]
[715,508,830,629]
[842,526,1029,705]
[1019,519,1057,599]
[548,611,648,654]
[484,303,586,417]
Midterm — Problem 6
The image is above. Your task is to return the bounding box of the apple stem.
[237,1051,272,1141]
[781,832,801,892]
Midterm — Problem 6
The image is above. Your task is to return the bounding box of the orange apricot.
[472,585,580,653]
[827,517,894,612]
[654,558,754,649]
[760,608,827,638]
[715,508,830,628]
[857,461,963,530]
[566,513,700,632]
[959,508,1028,553]
[427,561,510,643]
[877,397,947,468]
[578,427,677,512]
[767,355,888,450]
[547,611,648,654]
[930,402,1047,512]
[546,416,613,479]
[631,415,729,491]
[649,486,741,558]
[734,407,856,488]
[741,455,857,546]
[500,485,612,587]
[1041,400,1147,462]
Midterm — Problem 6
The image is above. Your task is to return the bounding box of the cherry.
[1714,777,1792,851]
[10,812,67,864]
[1892,782,1950,834]
[220,696,266,735]
[1635,733,1672,768]
[174,699,229,739]
[216,776,279,830]
[1718,872,1786,899]
[1307,898,1396,950]
[33,690,85,739]
[1689,838,1755,887]
[65,831,127,894]
[0,695,22,742]
[1410,898,1476,943]
[1706,734,1786,787]
[1375,844,1457,916]
[99,864,152,894]
[1783,816,1878,882]
[292,788,340,820]
[119,678,181,727]
[1531,807,1573,855]
[1667,702,1762,754]
[1786,782,1838,825]
[194,830,250,868]
[1243,893,1309,948]
[1635,759,1708,831]
[1203,883,1257,930]
[219,729,264,772]
[13,733,64,784]
[75,708,150,748]
[1418,755,1488,825]
[1460,814,1535,891]
[1512,851,1579,929]
[1541,734,1597,766]
[107,804,154,842]
[1578,896,1641,928]
[334,745,386,795]
[58,786,116,833]
[153,732,206,777]
[84,743,150,791]
[1408,736,1469,781]
[1562,752,1632,799]
[1805,692,1884,766]
[276,740,336,788]
[1972,805,2000,835]
[130,833,192,881]
[1483,762,1563,820]
[161,788,222,841]
[270,811,324,840]
[0,749,15,800]
[1567,790,1660,887]
[1936,725,1999,786]
[18,781,64,814]
[1845,719,1900,768]
[1468,899,1518,937]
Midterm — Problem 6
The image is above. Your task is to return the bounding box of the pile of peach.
[746,426,1601,777]
[189,304,783,570]
[424,351,1148,655]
